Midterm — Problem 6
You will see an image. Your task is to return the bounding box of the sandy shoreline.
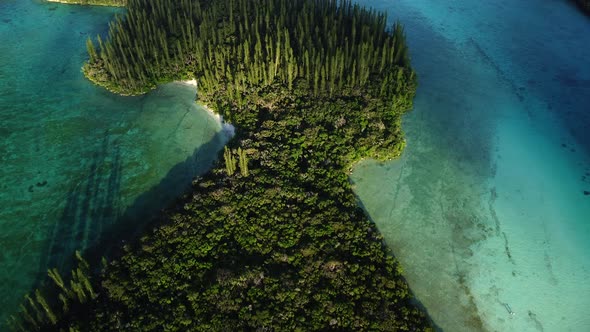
[180,79,197,87]
[45,0,124,6]
[45,0,78,4]
[202,104,236,140]
[178,79,235,139]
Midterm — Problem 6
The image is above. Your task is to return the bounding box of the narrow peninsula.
[11,0,432,331]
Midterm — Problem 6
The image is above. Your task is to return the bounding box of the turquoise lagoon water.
[352,0,590,331]
[0,0,228,322]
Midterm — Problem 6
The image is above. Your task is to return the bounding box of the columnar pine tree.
[224,146,237,176]
[238,147,249,177]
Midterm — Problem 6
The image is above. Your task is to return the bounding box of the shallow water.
[0,0,227,323]
[352,0,590,331]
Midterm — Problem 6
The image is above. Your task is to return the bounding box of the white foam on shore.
[200,103,236,140]
[180,79,197,87]
[176,79,235,140]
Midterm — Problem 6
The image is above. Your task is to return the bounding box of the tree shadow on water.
[35,134,123,285]
[33,127,227,290]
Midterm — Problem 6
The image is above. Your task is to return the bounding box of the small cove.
[0,1,227,323]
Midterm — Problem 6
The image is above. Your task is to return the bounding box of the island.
[11,0,432,330]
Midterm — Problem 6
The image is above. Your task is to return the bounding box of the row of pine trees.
[8,252,97,332]
[85,0,413,101]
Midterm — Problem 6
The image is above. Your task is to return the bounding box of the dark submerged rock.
[36,180,48,187]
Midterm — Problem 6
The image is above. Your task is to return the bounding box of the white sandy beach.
[180,78,197,87]
[179,79,235,139]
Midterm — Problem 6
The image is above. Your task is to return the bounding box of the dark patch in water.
[36,181,48,187]
[48,6,58,11]
[544,251,558,285]
[571,148,576,153]
[502,232,515,264]
[2,19,11,24]
[35,136,123,277]
[455,272,486,331]
[584,191,589,196]
[28,185,34,193]
[555,71,590,88]
[489,187,500,235]
[561,143,567,148]
[528,310,545,332]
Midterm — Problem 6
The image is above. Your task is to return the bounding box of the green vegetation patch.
[11,0,433,331]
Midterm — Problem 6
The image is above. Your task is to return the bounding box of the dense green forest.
[10,0,433,330]
[575,0,590,14]
[46,0,126,6]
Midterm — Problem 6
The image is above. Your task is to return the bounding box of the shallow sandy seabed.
[352,0,590,331]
